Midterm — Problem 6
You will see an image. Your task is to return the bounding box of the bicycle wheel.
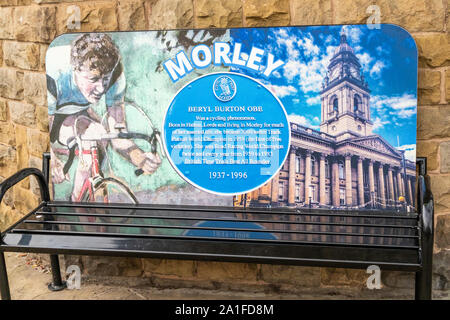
[92,177,149,234]
[93,177,138,205]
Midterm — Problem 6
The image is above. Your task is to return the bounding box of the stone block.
[381,271,414,289]
[15,125,28,188]
[243,0,290,27]
[0,68,24,100]
[147,0,193,29]
[118,0,146,31]
[13,186,39,213]
[417,69,441,105]
[27,129,49,157]
[430,176,450,213]
[0,7,14,39]
[142,258,195,278]
[0,99,7,121]
[290,0,332,25]
[195,0,242,28]
[0,0,31,5]
[196,261,258,282]
[24,72,47,106]
[56,1,118,34]
[320,267,367,287]
[417,106,450,140]
[29,155,42,196]
[414,33,450,68]
[447,69,450,103]
[433,250,450,290]
[260,264,321,287]
[39,45,48,71]
[416,140,438,172]
[439,141,450,173]
[334,0,445,32]
[14,6,57,43]
[3,41,40,71]
[79,256,143,277]
[9,101,35,126]
[36,105,49,132]
[436,214,450,249]
[0,145,17,178]
[0,122,15,145]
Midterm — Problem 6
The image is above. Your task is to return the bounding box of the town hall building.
[234,32,416,210]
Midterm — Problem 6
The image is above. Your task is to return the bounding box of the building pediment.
[345,135,402,158]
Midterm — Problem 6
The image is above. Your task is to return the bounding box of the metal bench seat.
[2,202,421,270]
[0,158,434,300]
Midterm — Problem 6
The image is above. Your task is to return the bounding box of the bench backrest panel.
[46,25,418,212]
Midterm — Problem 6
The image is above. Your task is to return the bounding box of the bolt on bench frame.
[0,154,434,300]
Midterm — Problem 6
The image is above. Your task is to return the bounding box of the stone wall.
[0,0,449,296]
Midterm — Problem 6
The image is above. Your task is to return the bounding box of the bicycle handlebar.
[63,130,161,177]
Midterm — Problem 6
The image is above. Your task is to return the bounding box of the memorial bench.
[0,154,434,300]
[0,25,434,300]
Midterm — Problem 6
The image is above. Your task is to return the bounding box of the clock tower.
[320,31,372,141]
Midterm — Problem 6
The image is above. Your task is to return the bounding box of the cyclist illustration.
[47,33,162,202]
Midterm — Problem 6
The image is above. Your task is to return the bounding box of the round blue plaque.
[163,72,290,195]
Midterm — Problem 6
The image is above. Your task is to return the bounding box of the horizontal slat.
[22,220,419,239]
[9,228,419,250]
[34,211,419,230]
[0,233,421,271]
[48,201,419,220]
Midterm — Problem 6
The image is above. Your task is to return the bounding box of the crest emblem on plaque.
[213,75,237,102]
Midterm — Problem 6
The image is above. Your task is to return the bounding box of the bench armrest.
[0,168,50,205]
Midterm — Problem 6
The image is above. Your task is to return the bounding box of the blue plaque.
[163,72,290,195]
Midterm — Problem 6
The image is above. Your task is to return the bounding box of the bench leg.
[48,254,66,291]
[0,252,11,300]
[415,269,432,300]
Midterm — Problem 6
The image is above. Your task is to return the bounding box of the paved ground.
[2,253,449,300]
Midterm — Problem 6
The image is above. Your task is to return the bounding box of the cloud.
[372,117,390,131]
[288,114,319,129]
[370,60,385,78]
[356,52,373,72]
[306,96,320,106]
[267,84,298,98]
[371,93,417,119]
[396,144,416,162]
[342,26,363,44]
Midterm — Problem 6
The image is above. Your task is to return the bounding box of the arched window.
[354,94,362,112]
[311,156,316,176]
[333,97,339,113]
[338,161,344,179]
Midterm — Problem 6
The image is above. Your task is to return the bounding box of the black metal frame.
[0,154,434,300]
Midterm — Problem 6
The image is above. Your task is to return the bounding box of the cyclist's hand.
[52,156,69,184]
[140,152,162,175]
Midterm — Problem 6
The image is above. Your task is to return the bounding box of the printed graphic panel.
[47,24,418,214]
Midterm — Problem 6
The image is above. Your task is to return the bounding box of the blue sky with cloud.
[230,25,418,161]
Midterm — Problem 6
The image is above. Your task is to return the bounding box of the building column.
[388,167,395,207]
[332,157,340,207]
[407,176,413,206]
[319,154,326,205]
[305,150,312,204]
[271,170,279,203]
[345,154,352,206]
[378,163,386,208]
[368,160,375,207]
[396,170,404,198]
[357,157,364,206]
[288,147,296,205]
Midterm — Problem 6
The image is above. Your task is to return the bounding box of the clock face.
[350,65,360,79]
[330,67,340,80]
